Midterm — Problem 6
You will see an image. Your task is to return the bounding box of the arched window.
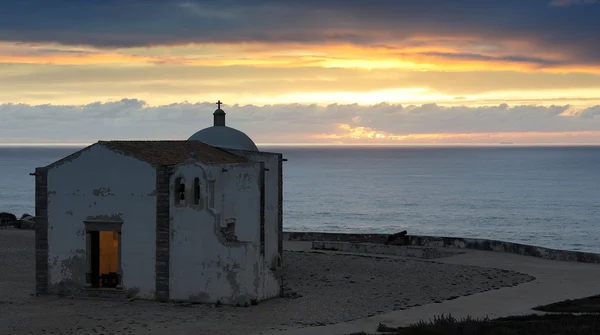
[174,177,185,205]
[193,178,201,205]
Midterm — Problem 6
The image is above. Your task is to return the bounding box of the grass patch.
[533,295,600,313]
[360,313,600,334]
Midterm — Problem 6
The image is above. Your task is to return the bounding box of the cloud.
[549,0,599,7]
[5,41,596,75]
[1,99,599,144]
[419,52,565,67]
[3,61,600,106]
[0,1,599,67]
[579,105,600,118]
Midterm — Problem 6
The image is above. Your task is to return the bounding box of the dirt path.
[0,229,533,335]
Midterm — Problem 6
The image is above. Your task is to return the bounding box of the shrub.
[0,212,17,221]
[368,313,600,335]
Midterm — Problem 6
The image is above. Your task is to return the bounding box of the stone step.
[80,288,130,300]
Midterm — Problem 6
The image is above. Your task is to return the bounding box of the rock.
[19,219,36,230]
[20,213,34,220]
[17,213,36,230]
[385,230,408,245]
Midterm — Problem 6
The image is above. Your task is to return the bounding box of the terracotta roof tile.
[98,140,247,166]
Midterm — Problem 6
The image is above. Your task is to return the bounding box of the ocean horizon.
[1,144,599,253]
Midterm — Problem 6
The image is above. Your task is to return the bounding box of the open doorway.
[86,227,121,289]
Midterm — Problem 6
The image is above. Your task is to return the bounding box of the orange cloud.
[0,53,157,65]
[2,40,600,74]
[316,123,600,144]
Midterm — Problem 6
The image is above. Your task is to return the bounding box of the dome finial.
[213,100,226,126]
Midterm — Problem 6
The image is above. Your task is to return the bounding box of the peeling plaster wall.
[169,162,280,304]
[226,150,282,269]
[46,144,157,297]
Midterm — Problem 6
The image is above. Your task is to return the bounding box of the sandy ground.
[0,230,534,335]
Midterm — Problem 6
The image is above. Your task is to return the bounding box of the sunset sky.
[1,0,600,145]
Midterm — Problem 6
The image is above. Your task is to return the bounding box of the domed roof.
[187,101,259,151]
[188,126,258,151]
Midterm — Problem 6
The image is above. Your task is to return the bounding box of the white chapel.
[32,102,284,305]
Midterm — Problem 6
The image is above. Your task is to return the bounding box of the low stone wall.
[284,231,600,264]
[285,232,390,244]
[312,241,465,259]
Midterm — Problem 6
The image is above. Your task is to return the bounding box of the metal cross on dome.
[216,100,223,109]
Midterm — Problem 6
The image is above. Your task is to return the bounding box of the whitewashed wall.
[169,161,280,304]
[226,150,281,269]
[46,144,157,298]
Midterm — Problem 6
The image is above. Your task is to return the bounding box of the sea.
[1,145,599,253]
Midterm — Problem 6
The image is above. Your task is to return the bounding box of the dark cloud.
[1,99,599,143]
[549,0,599,7]
[0,1,598,65]
[419,52,565,66]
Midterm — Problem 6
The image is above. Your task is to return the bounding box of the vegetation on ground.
[348,313,600,335]
[533,295,600,313]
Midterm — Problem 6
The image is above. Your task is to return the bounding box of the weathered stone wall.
[168,161,280,305]
[277,154,283,268]
[155,166,171,302]
[284,232,600,264]
[35,167,49,295]
[44,144,157,298]
[225,149,283,270]
[259,162,265,256]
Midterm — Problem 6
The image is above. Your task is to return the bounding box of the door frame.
[83,220,123,289]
